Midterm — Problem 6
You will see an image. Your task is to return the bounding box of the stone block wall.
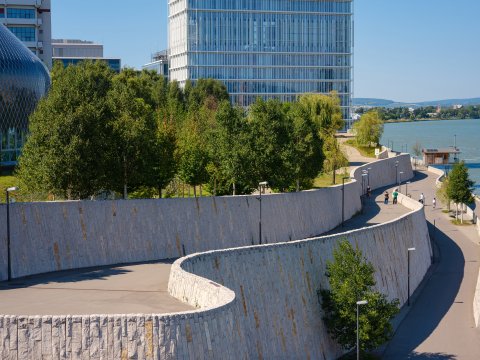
[0,184,361,281]
[0,192,432,359]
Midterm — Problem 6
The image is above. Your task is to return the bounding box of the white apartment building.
[52,39,103,58]
[0,0,52,68]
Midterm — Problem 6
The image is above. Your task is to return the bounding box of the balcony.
[5,0,42,7]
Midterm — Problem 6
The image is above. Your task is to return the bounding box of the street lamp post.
[405,181,411,196]
[5,186,18,281]
[407,247,416,306]
[367,168,372,187]
[257,181,268,245]
[341,177,350,227]
[356,300,368,360]
[395,161,399,185]
[399,171,404,192]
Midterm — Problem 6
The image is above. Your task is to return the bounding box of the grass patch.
[442,209,450,213]
[451,219,473,226]
[313,171,350,188]
[345,139,377,158]
[0,174,50,202]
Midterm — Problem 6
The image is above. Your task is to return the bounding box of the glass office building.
[0,24,50,166]
[169,0,353,126]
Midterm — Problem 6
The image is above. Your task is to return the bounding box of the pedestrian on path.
[433,197,436,208]
[419,192,425,204]
[384,191,389,204]
[367,185,371,198]
[393,189,399,204]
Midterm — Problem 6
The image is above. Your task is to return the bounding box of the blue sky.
[52,0,480,102]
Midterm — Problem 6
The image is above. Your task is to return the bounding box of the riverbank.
[384,117,479,124]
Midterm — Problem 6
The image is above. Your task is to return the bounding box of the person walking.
[367,185,371,198]
[384,191,389,204]
[393,189,399,204]
[419,193,425,204]
[433,197,436,209]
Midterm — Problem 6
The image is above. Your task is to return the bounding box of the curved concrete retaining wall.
[0,184,361,281]
[0,192,431,359]
[166,192,431,359]
[0,155,412,282]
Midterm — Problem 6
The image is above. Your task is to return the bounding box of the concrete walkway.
[384,170,480,359]
[0,261,193,315]
[326,183,411,235]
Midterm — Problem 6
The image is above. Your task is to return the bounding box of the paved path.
[0,261,193,315]
[384,170,480,359]
[326,184,411,235]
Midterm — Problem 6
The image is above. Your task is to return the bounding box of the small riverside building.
[422,148,460,166]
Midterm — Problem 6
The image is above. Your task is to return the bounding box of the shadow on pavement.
[406,352,457,359]
[0,259,177,289]
[383,225,464,359]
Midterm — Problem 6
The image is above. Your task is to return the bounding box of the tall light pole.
[356,300,368,360]
[399,171,404,192]
[5,186,18,281]
[257,181,268,245]
[395,161,399,185]
[408,247,416,306]
[341,176,350,227]
[367,168,372,187]
[405,181,411,196]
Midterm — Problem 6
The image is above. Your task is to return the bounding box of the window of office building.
[0,8,4,18]
[7,26,36,42]
[7,8,36,19]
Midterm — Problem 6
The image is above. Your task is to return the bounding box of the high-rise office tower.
[169,0,353,126]
[0,0,52,69]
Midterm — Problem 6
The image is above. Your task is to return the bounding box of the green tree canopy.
[446,161,475,222]
[320,240,399,352]
[17,60,115,199]
[353,110,384,147]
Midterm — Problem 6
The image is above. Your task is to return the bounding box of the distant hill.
[353,97,480,108]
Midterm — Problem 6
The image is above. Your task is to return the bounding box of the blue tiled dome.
[0,23,50,166]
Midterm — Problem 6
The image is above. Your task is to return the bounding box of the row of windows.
[187,0,352,14]
[189,66,351,81]
[7,26,36,42]
[0,8,36,19]
[218,79,350,95]
[185,53,351,67]
[187,13,351,53]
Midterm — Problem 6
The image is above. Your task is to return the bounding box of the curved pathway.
[0,261,193,315]
[384,169,480,359]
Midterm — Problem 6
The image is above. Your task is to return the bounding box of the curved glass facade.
[0,24,50,166]
[169,0,353,126]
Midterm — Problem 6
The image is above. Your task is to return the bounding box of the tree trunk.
[200,184,202,197]
[123,155,128,200]
[461,204,464,224]
[182,183,185,198]
[455,203,458,220]
[193,186,197,198]
[158,188,162,199]
[214,178,217,196]
[233,182,236,196]
[296,179,300,192]
[332,166,336,185]
[188,185,191,198]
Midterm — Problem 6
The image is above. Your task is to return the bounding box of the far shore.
[384,117,480,124]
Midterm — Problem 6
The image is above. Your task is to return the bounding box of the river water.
[381,119,480,195]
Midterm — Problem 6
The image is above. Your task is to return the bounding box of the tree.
[17,61,115,199]
[353,110,384,147]
[446,161,475,223]
[208,101,251,195]
[245,98,294,191]
[298,93,346,184]
[285,102,325,191]
[107,70,157,199]
[320,240,399,352]
[412,141,422,168]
